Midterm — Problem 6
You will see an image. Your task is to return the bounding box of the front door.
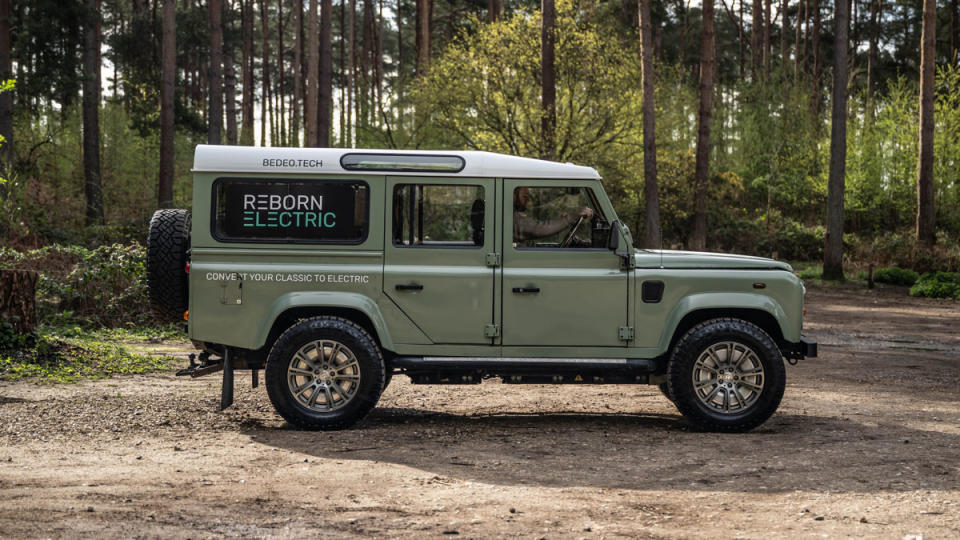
[501,179,628,347]
[383,177,497,344]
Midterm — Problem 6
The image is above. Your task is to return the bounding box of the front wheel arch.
[667,308,785,354]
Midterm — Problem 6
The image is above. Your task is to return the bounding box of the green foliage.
[0,243,155,327]
[796,265,822,280]
[909,272,960,300]
[0,326,175,383]
[414,0,642,178]
[871,267,920,287]
[6,101,196,247]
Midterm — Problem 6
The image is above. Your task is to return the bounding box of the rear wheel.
[658,381,674,402]
[667,318,785,432]
[265,317,385,430]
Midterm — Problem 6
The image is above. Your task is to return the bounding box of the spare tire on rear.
[147,209,191,321]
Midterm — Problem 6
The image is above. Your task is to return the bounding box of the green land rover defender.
[146,145,816,432]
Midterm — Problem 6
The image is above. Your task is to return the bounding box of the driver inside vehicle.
[513,186,596,247]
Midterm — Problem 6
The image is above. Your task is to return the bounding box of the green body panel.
[501,178,628,347]
[187,171,807,360]
[382,176,497,344]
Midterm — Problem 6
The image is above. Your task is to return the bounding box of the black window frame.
[210,177,371,245]
[511,185,609,252]
[391,183,486,249]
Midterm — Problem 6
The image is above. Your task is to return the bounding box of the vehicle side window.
[512,186,607,249]
[213,179,368,243]
[393,184,485,247]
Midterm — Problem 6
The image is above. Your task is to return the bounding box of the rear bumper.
[783,336,817,360]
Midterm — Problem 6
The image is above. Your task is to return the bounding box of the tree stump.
[0,269,39,334]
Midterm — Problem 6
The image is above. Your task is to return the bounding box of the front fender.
[256,291,395,350]
[657,292,792,354]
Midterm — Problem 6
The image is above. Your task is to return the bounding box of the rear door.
[383,177,497,344]
[500,179,628,347]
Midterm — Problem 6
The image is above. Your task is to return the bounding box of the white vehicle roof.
[192,144,601,180]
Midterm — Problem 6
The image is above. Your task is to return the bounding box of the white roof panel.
[192,145,601,180]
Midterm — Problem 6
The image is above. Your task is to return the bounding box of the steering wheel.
[560,215,586,248]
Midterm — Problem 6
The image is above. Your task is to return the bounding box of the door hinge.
[618,326,634,341]
[484,324,500,338]
[485,252,501,267]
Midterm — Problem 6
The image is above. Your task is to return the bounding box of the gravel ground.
[1,283,958,538]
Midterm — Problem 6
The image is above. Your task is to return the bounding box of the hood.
[634,249,793,271]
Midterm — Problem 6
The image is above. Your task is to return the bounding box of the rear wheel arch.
[264,306,390,355]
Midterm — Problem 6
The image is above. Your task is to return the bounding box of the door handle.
[512,287,540,294]
[395,283,424,291]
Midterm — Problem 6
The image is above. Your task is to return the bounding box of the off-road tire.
[265,317,385,430]
[146,209,191,321]
[658,381,674,402]
[667,318,785,432]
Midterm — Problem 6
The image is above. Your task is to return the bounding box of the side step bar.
[392,356,657,371]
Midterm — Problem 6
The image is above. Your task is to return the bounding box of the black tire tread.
[265,316,385,431]
[667,318,785,433]
[146,209,191,321]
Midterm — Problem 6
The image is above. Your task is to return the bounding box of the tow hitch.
[176,350,254,411]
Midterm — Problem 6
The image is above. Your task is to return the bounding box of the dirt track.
[1,283,959,538]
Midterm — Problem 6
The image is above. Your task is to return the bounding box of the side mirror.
[607,220,620,250]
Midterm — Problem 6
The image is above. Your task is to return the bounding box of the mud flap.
[220,348,234,411]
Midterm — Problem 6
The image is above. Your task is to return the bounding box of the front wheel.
[265,317,385,430]
[667,318,786,432]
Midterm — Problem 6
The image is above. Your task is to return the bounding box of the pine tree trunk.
[292,0,303,146]
[223,1,239,145]
[159,0,176,208]
[540,0,556,160]
[780,0,788,78]
[952,0,958,66]
[795,0,804,81]
[362,0,374,128]
[278,0,286,147]
[260,0,270,146]
[339,0,346,144]
[0,0,13,177]
[82,0,104,225]
[751,0,762,79]
[488,0,502,22]
[689,0,715,252]
[763,0,771,77]
[348,0,356,145]
[916,0,936,246]
[415,0,430,76]
[240,0,255,146]
[319,0,333,145]
[823,0,849,280]
[208,0,224,144]
[306,0,319,146]
[738,0,745,81]
[0,270,38,335]
[867,0,879,102]
[811,0,821,118]
[639,0,660,249]
[395,0,403,124]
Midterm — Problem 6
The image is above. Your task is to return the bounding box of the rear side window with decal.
[212,178,369,243]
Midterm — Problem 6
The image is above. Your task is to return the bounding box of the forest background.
[1,0,960,319]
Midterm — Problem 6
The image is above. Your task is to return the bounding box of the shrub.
[0,243,154,327]
[872,266,920,286]
[909,272,960,300]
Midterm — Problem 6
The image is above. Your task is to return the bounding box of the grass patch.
[0,325,179,383]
